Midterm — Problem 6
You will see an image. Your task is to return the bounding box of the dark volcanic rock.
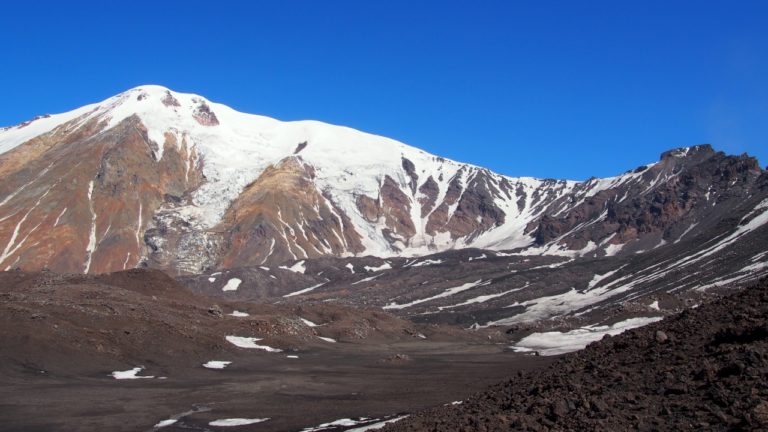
[384,278,768,431]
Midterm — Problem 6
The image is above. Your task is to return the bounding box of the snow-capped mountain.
[0,85,765,274]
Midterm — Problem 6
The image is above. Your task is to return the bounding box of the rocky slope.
[1,85,764,275]
[383,278,768,431]
[0,268,490,378]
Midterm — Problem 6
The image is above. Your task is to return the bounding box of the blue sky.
[1,1,765,180]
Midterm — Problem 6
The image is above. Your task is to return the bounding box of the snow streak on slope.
[383,279,491,310]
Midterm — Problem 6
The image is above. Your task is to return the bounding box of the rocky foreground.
[385,278,768,431]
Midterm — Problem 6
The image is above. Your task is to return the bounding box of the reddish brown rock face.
[0,115,202,273]
[216,157,364,267]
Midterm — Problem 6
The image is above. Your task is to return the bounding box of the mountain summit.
[0,86,765,274]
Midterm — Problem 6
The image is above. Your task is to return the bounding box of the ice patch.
[110,367,154,380]
[209,418,269,427]
[225,336,282,352]
[287,355,299,359]
[222,278,241,291]
[317,336,337,343]
[203,361,232,369]
[512,316,663,356]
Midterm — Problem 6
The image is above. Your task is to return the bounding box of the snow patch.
[110,367,154,380]
[409,259,444,267]
[351,274,381,285]
[225,336,282,352]
[512,317,663,355]
[222,278,242,291]
[364,262,392,272]
[279,260,306,274]
[229,310,249,317]
[154,419,177,428]
[203,361,232,370]
[209,418,269,427]
[300,317,320,327]
[283,282,326,297]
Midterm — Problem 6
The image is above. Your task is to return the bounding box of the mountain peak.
[659,144,714,160]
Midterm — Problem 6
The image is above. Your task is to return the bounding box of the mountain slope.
[0,85,765,274]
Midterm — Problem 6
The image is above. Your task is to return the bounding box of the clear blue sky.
[1,1,766,180]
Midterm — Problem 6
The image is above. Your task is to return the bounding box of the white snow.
[279,260,306,274]
[154,419,178,428]
[649,300,660,311]
[512,316,663,355]
[364,262,392,272]
[345,263,356,273]
[0,103,99,155]
[383,280,491,310]
[225,336,282,352]
[301,416,408,432]
[208,277,216,283]
[351,274,381,285]
[603,242,625,257]
[439,283,530,310]
[283,282,326,297]
[588,266,626,289]
[209,418,269,427]
[229,310,249,317]
[203,361,232,369]
[346,416,409,431]
[317,336,337,343]
[300,418,361,431]
[83,180,97,273]
[287,355,299,359]
[300,317,320,327]
[408,259,444,267]
[110,367,154,380]
[222,278,242,291]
